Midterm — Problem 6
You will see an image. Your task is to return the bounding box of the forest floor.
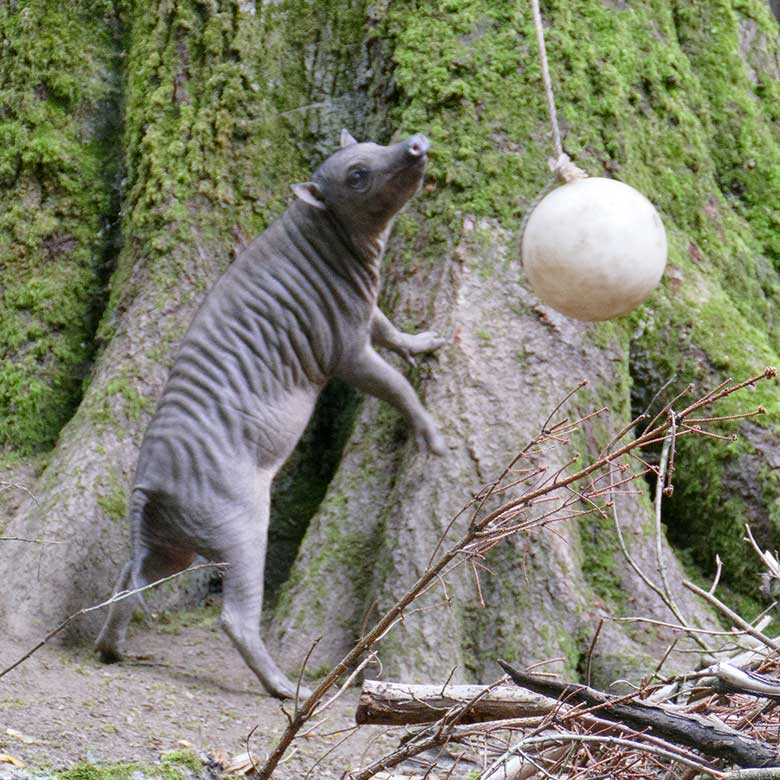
[0,604,399,779]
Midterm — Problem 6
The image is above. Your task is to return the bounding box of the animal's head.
[292,130,429,238]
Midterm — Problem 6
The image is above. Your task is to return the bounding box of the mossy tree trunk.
[1,0,779,689]
[0,0,122,461]
[0,0,378,637]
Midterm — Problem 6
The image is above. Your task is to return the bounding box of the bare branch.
[0,536,64,545]
[682,579,780,654]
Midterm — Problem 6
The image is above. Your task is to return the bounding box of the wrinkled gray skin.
[95,131,445,699]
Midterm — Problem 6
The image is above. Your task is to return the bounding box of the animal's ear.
[340,129,358,148]
[291,181,326,210]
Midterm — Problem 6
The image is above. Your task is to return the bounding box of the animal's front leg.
[339,345,446,455]
[371,307,446,367]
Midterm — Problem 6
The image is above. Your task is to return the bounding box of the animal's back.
[134,206,375,503]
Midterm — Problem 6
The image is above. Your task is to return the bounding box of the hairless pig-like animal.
[95,130,446,699]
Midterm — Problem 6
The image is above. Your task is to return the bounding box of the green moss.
[87,375,156,429]
[620,2,780,594]
[631,278,779,591]
[535,622,583,676]
[382,1,544,253]
[97,472,128,522]
[59,765,134,780]
[578,513,628,610]
[56,752,204,780]
[671,1,780,268]
[0,1,124,454]
[97,0,331,345]
[160,750,204,774]
[105,379,153,421]
[90,0,377,438]
[475,327,493,344]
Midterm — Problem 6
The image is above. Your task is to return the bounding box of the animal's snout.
[406,134,430,159]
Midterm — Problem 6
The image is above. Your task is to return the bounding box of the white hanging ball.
[521,177,668,321]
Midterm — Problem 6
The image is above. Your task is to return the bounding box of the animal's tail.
[126,488,151,614]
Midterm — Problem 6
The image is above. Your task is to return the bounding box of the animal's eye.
[347,167,369,189]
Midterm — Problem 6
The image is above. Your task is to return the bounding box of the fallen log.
[499,660,780,768]
[355,680,556,725]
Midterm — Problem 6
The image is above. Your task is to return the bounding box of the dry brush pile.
[239,367,780,780]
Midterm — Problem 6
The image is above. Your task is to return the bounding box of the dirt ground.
[0,606,400,778]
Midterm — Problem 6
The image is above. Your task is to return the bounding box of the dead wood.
[499,660,780,768]
[355,680,555,725]
[713,663,780,699]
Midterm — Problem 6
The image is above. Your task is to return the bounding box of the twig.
[0,536,64,544]
[599,414,647,459]
[541,380,588,434]
[642,383,693,436]
[664,418,677,496]
[682,580,780,654]
[710,555,724,595]
[679,369,776,418]
[612,615,752,637]
[654,431,678,610]
[439,666,459,697]
[611,464,667,601]
[640,375,678,420]
[745,524,780,580]
[0,561,227,680]
[317,652,379,715]
[294,637,322,719]
[712,663,780,699]
[0,480,39,505]
[302,726,360,780]
[245,725,260,776]
[685,408,767,425]
[585,620,603,688]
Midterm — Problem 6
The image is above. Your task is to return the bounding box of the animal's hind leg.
[217,492,307,699]
[95,560,134,662]
[95,546,194,663]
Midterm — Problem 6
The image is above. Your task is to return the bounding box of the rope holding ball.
[520,0,668,322]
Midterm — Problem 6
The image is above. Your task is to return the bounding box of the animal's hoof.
[406,331,447,357]
[429,434,447,457]
[95,642,122,664]
[271,681,312,701]
[417,426,446,456]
